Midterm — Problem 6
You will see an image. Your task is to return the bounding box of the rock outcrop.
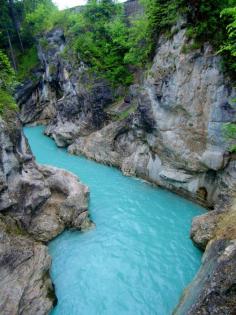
[174,198,236,314]
[17,27,115,147]
[16,5,236,314]
[0,115,92,314]
[30,22,236,207]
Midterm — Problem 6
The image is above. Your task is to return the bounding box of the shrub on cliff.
[70,0,132,86]
[219,6,236,80]
[223,121,236,152]
[125,0,183,66]
[0,50,17,115]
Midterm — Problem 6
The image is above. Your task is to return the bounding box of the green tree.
[71,0,132,86]
[219,6,236,79]
[23,0,57,35]
[125,0,182,66]
[0,50,17,115]
[183,0,235,45]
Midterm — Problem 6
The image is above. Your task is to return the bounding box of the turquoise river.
[24,126,205,315]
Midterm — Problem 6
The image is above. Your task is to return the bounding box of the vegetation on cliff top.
[1,0,236,85]
[0,0,236,115]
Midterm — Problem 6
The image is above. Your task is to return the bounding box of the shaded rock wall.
[174,198,236,314]
[17,28,115,147]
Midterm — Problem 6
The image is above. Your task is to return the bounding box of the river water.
[24,126,204,315]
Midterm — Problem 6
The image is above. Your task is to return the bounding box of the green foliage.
[16,46,39,81]
[183,0,231,45]
[0,89,17,115]
[124,0,182,66]
[219,6,236,79]
[115,105,137,121]
[23,0,58,35]
[0,50,15,90]
[0,50,17,116]
[223,122,236,152]
[67,0,132,86]
[1,0,235,86]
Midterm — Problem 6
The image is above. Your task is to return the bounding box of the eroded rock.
[174,239,236,315]
[0,116,92,314]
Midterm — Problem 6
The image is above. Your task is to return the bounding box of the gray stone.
[0,116,92,314]
[174,239,236,315]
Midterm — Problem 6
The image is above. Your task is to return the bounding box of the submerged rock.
[0,116,92,314]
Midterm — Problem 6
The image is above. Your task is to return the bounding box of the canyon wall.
[0,115,92,314]
[174,197,236,314]
[15,3,236,314]
[18,20,236,208]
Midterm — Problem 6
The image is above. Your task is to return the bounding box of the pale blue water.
[24,126,205,315]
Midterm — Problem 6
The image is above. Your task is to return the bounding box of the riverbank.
[25,125,205,315]
[0,117,92,314]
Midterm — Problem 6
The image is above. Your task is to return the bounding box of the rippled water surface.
[24,126,205,315]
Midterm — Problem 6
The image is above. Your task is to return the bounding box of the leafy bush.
[223,122,236,152]
[125,0,183,66]
[219,6,236,80]
[0,50,16,91]
[0,50,17,116]
[23,0,58,35]
[17,46,39,81]
[0,89,17,115]
[68,0,132,86]
[182,0,236,46]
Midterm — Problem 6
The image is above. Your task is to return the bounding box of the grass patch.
[112,105,137,121]
[216,207,236,240]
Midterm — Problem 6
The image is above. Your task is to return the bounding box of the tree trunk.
[8,0,24,52]
[7,30,17,71]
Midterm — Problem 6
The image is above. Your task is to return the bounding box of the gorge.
[0,0,236,314]
[25,125,204,315]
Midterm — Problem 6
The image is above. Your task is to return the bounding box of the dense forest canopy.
[1,0,236,80]
[0,0,236,115]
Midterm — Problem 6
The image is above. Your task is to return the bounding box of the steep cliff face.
[16,13,236,314]
[174,197,236,314]
[0,115,92,314]
[17,28,115,147]
[22,22,236,207]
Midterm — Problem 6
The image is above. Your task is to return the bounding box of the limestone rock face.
[190,211,220,250]
[0,215,53,315]
[174,196,236,314]
[17,14,236,206]
[16,28,114,143]
[174,239,236,315]
[16,8,236,208]
[0,116,91,315]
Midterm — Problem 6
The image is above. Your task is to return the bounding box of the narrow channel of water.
[24,126,205,315]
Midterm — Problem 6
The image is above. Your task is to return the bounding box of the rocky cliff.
[18,20,236,208]
[0,115,92,314]
[16,7,236,315]
[174,197,236,314]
